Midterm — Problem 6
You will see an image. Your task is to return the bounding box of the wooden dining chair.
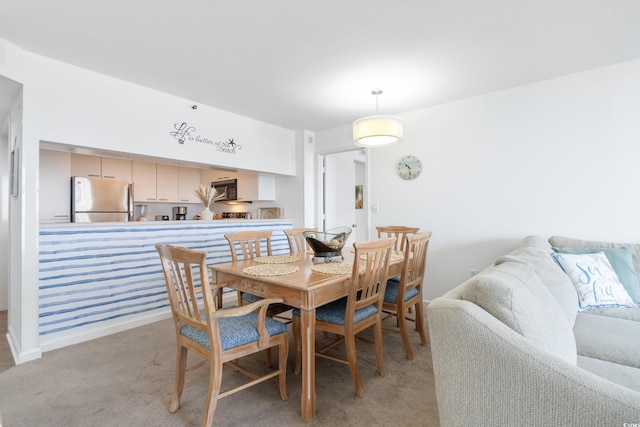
[283,228,317,254]
[225,230,293,365]
[376,226,420,252]
[156,244,288,427]
[292,237,396,397]
[382,231,431,359]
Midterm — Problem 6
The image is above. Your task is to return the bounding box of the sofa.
[427,235,640,426]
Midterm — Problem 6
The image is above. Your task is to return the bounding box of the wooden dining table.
[208,250,404,421]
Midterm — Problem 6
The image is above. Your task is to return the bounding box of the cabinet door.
[237,173,275,201]
[132,161,157,202]
[40,150,71,223]
[70,153,101,178]
[156,164,179,203]
[178,167,201,203]
[102,157,132,181]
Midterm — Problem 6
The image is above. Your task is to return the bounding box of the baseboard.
[39,309,173,353]
[6,326,42,365]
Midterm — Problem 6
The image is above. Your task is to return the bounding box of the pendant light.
[353,89,403,147]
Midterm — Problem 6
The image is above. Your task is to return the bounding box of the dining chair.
[376,226,420,252]
[156,244,288,427]
[292,237,396,397]
[225,230,293,365]
[382,231,431,359]
[283,228,317,254]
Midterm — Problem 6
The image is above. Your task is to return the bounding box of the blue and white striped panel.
[39,221,292,341]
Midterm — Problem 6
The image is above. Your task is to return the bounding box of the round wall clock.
[396,155,422,180]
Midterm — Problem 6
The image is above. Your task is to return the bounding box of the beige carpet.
[0,316,439,426]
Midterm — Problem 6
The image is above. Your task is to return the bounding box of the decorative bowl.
[303,226,352,259]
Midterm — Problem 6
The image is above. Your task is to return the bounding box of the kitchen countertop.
[40,218,291,228]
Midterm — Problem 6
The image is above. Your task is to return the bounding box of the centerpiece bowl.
[303,226,352,260]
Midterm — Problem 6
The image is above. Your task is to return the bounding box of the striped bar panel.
[39,220,293,350]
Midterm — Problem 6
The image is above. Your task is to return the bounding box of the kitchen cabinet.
[156,164,179,202]
[178,167,201,204]
[237,173,275,201]
[132,161,157,202]
[70,153,101,178]
[40,150,71,223]
[101,157,132,181]
[71,153,131,180]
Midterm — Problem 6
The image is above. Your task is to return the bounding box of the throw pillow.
[550,252,637,310]
[552,246,640,304]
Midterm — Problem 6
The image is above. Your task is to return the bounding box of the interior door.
[322,150,367,247]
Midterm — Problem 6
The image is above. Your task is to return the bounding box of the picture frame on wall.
[10,138,19,197]
[355,184,363,209]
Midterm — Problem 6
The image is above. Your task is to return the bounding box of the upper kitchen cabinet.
[40,150,71,223]
[156,164,179,202]
[71,153,132,181]
[102,157,132,181]
[132,161,157,202]
[70,153,101,178]
[237,173,275,201]
[178,167,202,204]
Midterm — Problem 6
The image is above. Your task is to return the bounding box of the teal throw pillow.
[552,246,640,304]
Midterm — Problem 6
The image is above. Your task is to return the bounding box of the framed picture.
[10,143,19,197]
[355,185,363,209]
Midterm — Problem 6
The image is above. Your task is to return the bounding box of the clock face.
[396,155,422,180]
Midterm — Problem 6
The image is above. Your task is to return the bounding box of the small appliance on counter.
[136,204,149,221]
[155,215,170,221]
[173,206,187,220]
[220,212,250,219]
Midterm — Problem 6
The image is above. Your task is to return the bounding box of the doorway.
[318,149,368,247]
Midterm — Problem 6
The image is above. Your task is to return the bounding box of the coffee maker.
[173,206,187,220]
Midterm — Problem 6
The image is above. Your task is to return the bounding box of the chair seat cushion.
[384,280,419,304]
[180,308,287,351]
[292,297,378,325]
[241,292,289,313]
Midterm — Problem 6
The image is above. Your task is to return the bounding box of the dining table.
[208,249,404,421]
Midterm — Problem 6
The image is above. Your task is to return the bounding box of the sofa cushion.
[581,306,640,322]
[553,246,640,304]
[577,356,640,393]
[549,236,640,304]
[550,252,636,310]
[495,235,578,325]
[461,260,577,365]
[574,312,640,368]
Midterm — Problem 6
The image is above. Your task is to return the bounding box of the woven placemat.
[359,252,405,262]
[242,264,299,276]
[312,262,356,275]
[254,255,300,264]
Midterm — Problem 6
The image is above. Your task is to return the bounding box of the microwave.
[211,179,238,201]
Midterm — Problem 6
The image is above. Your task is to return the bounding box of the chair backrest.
[350,237,396,314]
[284,228,317,254]
[399,231,432,295]
[376,226,420,252]
[225,230,272,261]
[156,244,216,337]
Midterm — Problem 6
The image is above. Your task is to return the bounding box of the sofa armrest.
[427,298,640,426]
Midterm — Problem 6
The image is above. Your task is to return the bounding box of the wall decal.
[170,122,242,154]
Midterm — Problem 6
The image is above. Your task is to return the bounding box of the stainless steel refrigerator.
[71,177,133,222]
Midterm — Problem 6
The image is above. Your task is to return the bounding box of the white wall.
[316,59,640,300]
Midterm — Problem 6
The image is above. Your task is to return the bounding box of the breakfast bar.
[38,219,293,351]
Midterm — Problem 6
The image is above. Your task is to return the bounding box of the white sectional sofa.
[427,235,640,426]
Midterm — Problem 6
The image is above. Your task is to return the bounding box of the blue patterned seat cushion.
[292,297,378,325]
[180,308,287,351]
[384,280,419,304]
[241,292,288,311]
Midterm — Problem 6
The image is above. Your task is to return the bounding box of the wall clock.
[396,155,422,180]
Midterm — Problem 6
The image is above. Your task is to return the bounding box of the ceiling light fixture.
[353,89,403,147]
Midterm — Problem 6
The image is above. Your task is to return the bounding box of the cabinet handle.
[54,215,70,218]
[146,198,156,201]
[159,198,168,201]
[88,174,100,177]
[103,175,115,179]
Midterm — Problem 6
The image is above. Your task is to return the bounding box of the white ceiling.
[2,0,640,132]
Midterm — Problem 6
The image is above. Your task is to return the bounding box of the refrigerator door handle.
[128,184,133,221]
